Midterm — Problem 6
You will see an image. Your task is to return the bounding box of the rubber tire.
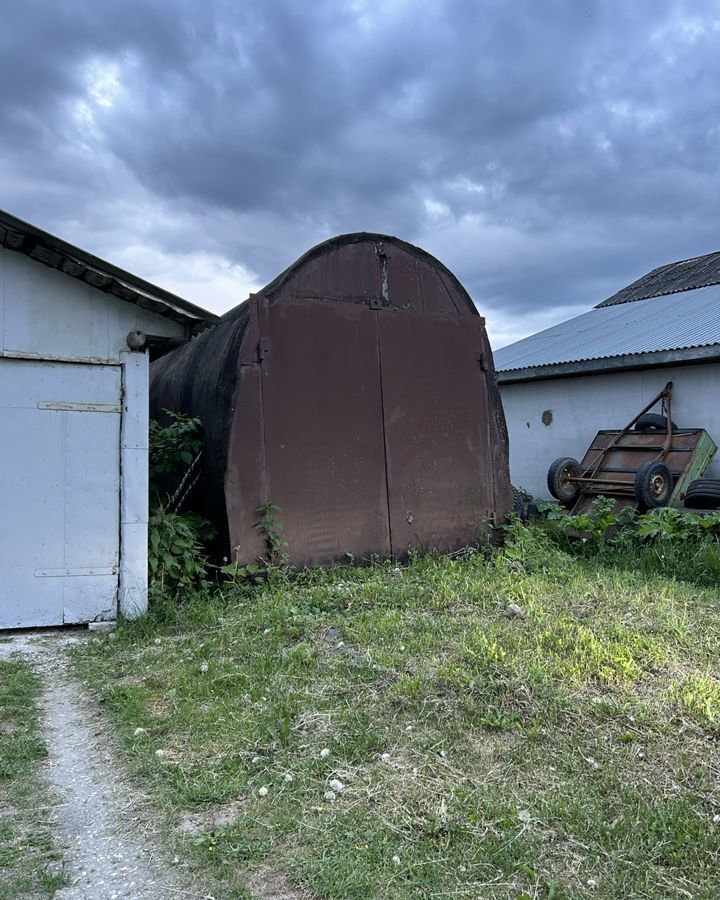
[547,457,581,505]
[684,492,720,510]
[683,478,720,509]
[634,460,673,510]
[511,486,542,522]
[634,413,677,432]
[685,478,720,492]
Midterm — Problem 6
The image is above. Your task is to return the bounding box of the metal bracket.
[38,401,121,413]
[258,337,271,361]
[477,351,488,371]
[35,567,118,578]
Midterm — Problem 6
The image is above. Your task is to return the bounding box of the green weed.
[0,661,66,898]
[72,530,720,899]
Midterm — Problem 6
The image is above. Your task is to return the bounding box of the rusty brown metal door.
[378,312,494,556]
[257,298,391,564]
[251,297,496,564]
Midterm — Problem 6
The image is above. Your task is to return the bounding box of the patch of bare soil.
[245,868,312,900]
[176,799,247,835]
[0,800,18,818]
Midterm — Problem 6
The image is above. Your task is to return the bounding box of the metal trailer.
[150,233,511,566]
[547,382,717,514]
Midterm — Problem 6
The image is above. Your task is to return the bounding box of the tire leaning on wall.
[683,478,720,510]
[547,457,581,506]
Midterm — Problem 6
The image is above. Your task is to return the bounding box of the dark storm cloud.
[2,0,720,339]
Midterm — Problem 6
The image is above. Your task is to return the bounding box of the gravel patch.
[0,630,213,899]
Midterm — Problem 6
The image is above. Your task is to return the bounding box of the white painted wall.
[499,363,720,499]
[0,246,187,623]
[0,249,184,361]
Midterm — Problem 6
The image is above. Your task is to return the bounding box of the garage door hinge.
[258,338,270,361]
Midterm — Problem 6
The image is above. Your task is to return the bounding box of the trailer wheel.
[683,478,720,509]
[547,457,581,505]
[634,460,673,510]
[634,413,677,432]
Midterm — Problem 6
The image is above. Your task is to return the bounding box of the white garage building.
[494,250,720,500]
[0,210,216,629]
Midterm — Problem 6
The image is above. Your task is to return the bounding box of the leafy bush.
[149,410,203,506]
[543,496,635,552]
[148,506,210,605]
[508,496,720,587]
[148,411,212,605]
[146,413,285,604]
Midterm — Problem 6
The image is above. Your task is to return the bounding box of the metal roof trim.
[598,249,720,307]
[0,210,219,332]
[594,279,720,309]
[494,283,720,376]
[497,344,720,383]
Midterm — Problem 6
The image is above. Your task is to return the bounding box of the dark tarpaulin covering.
[149,301,250,548]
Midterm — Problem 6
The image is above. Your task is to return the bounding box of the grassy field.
[0,658,66,899]
[73,524,720,899]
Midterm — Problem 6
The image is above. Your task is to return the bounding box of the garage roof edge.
[0,209,219,333]
[496,344,720,383]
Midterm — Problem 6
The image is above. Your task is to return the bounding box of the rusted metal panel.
[257,298,391,564]
[379,312,495,555]
[383,243,420,309]
[578,429,714,492]
[150,233,511,566]
[417,258,460,315]
[262,233,477,315]
[273,239,383,306]
[225,299,267,563]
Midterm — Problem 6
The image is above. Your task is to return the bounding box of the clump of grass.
[73,523,720,899]
[0,660,67,897]
[669,670,720,729]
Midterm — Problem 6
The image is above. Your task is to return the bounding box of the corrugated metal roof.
[495,282,720,373]
[597,249,720,307]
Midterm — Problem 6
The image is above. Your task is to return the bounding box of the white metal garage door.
[0,358,121,628]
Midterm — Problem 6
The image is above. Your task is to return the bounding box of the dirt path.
[0,630,213,900]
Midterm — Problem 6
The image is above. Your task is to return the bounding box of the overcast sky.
[2,1,720,347]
